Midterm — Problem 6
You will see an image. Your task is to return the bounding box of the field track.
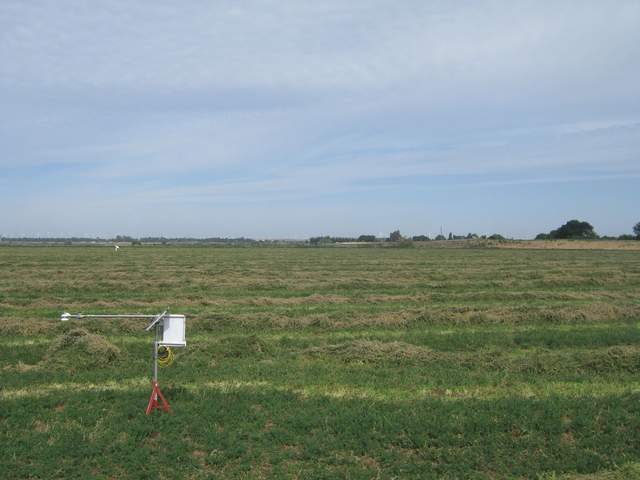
[2,245,640,478]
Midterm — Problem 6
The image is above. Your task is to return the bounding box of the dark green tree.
[549,220,597,239]
[634,222,640,239]
[357,235,376,242]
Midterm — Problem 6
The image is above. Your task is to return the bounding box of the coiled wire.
[157,346,174,367]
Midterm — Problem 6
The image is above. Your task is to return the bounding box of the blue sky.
[1,1,639,239]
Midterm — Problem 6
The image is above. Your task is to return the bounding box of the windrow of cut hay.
[45,328,121,370]
[303,340,437,364]
[300,340,640,374]
[188,302,639,331]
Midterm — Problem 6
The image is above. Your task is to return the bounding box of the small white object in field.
[114,245,120,252]
[60,312,70,321]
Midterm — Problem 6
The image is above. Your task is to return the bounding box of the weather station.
[59,309,186,414]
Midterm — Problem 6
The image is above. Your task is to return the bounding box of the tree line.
[535,220,640,240]
[310,220,640,245]
[309,231,506,245]
[2,221,639,245]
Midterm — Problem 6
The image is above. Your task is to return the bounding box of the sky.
[1,1,639,239]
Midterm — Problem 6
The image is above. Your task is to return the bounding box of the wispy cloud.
[1,1,639,237]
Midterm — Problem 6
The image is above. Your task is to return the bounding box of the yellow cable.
[157,346,174,367]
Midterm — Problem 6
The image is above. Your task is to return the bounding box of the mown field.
[1,245,640,479]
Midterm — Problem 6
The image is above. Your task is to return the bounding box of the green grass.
[1,245,640,479]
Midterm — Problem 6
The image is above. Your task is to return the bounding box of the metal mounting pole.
[153,322,159,385]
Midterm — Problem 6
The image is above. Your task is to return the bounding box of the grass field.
[2,245,640,479]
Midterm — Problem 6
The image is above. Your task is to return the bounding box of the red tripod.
[146,381,171,415]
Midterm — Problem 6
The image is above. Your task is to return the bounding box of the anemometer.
[60,309,186,414]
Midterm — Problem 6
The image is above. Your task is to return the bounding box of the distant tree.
[549,220,597,239]
[114,235,135,242]
[309,236,331,245]
[412,235,430,241]
[535,233,551,240]
[389,230,402,242]
[465,233,478,239]
[332,237,357,243]
[357,235,376,242]
[489,234,505,241]
[618,234,635,240]
[435,234,446,241]
[310,236,357,244]
[448,232,453,240]
[634,222,640,239]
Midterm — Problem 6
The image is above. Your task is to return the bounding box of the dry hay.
[302,341,640,374]
[218,335,269,357]
[498,240,640,250]
[45,328,120,370]
[413,303,638,326]
[250,294,350,306]
[0,317,57,336]
[191,302,638,332]
[0,315,149,336]
[2,361,43,373]
[303,340,436,364]
[460,346,640,375]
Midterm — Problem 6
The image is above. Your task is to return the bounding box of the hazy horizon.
[2,1,639,239]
